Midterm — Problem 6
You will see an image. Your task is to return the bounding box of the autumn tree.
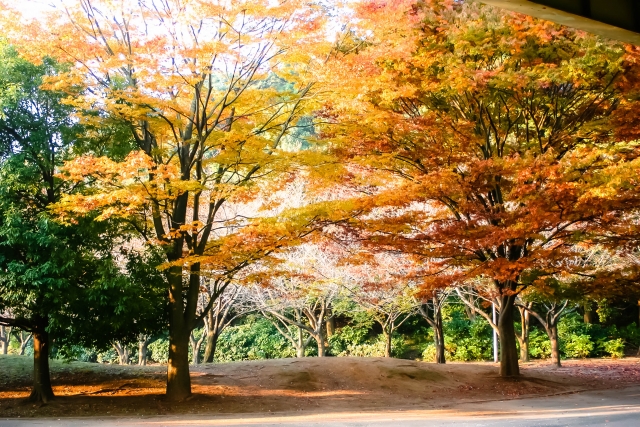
[325,0,640,377]
[0,0,339,400]
[251,243,343,357]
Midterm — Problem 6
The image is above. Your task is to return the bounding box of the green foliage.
[148,339,169,364]
[433,305,493,362]
[215,316,295,362]
[527,328,551,359]
[603,338,625,358]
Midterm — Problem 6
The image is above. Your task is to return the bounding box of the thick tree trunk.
[433,304,445,364]
[166,266,192,401]
[497,294,519,377]
[548,324,561,367]
[29,321,54,403]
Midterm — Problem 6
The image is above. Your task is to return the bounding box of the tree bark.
[497,294,519,377]
[18,331,32,356]
[516,304,530,362]
[203,330,219,363]
[166,265,192,401]
[29,319,54,403]
[138,335,149,366]
[384,331,392,358]
[296,326,307,358]
[433,303,445,364]
[548,323,561,367]
[0,326,11,355]
[316,331,326,357]
[112,342,130,365]
[326,317,335,338]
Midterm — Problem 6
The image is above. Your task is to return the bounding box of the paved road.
[2,386,639,427]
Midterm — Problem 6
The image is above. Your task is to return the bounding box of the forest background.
[0,0,640,404]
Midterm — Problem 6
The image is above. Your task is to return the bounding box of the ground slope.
[1,355,639,418]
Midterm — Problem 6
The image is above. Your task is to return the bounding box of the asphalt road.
[2,386,639,427]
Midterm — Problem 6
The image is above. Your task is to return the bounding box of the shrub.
[603,338,625,358]
[148,339,169,364]
[562,334,594,358]
[527,327,551,359]
[215,316,295,362]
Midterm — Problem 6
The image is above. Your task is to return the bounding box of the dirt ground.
[1,355,639,418]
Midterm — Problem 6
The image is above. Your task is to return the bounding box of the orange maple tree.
[324,0,640,376]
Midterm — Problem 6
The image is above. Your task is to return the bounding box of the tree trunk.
[384,331,392,358]
[0,326,11,355]
[203,330,219,363]
[316,332,326,357]
[112,342,130,365]
[166,265,192,401]
[19,332,32,356]
[138,336,149,366]
[517,305,530,362]
[584,302,596,324]
[29,320,54,403]
[326,317,335,338]
[548,323,561,367]
[497,294,519,377]
[433,304,445,364]
[296,327,307,358]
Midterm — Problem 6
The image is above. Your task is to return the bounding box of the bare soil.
[1,355,639,418]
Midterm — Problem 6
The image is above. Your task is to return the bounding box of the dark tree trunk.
[166,266,192,401]
[29,319,54,403]
[497,294,519,377]
[433,303,445,364]
[584,302,596,324]
[548,323,561,367]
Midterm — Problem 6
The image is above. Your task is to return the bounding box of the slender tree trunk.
[316,332,326,357]
[29,318,54,403]
[383,330,392,358]
[548,323,561,367]
[497,294,519,377]
[296,327,306,358]
[19,331,32,356]
[166,266,192,401]
[0,326,11,355]
[433,304,445,364]
[517,305,530,362]
[112,342,130,365]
